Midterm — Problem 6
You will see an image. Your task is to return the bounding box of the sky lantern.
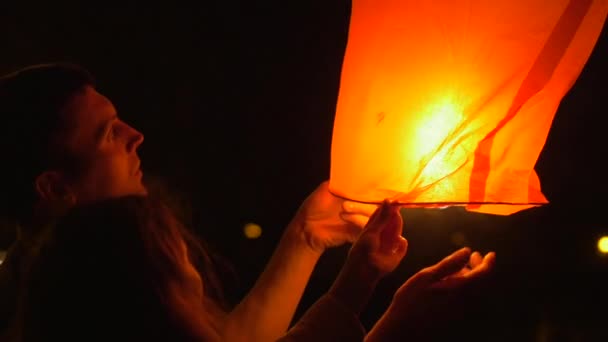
[330,0,608,215]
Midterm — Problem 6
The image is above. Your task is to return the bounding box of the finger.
[445,267,470,279]
[362,200,392,234]
[463,252,496,279]
[424,247,472,282]
[469,251,483,268]
[342,200,379,216]
[362,203,383,227]
[430,276,470,290]
[392,236,408,257]
[433,252,496,289]
[339,213,372,229]
[380,207,404,254]
[485,251,496,267]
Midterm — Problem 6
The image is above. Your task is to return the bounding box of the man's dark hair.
[0,63,95,223]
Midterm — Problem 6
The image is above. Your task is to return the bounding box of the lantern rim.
[328,190,548,207]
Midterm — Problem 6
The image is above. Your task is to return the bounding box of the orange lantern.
[330,0,608,215]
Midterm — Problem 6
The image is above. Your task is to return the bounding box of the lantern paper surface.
[330,0,608,215]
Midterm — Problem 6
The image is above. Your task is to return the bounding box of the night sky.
[2,1,607,340]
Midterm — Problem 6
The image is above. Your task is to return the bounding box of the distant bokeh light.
[597,236,608,254]
[243,223,262,239]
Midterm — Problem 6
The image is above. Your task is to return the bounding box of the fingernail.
[378,200,391,220]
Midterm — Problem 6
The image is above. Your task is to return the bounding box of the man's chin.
[136,184,149,196]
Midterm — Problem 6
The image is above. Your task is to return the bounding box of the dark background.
[1,1,607,340]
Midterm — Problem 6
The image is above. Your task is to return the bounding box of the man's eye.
[108,126,117,140]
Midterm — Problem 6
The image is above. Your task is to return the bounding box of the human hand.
[343,200,408,279]
[290,181,378,253]
[366,248,496,341]
[328,201,408,315]
[396,247,495,294]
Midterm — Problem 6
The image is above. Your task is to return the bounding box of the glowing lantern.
[330,0,608,215]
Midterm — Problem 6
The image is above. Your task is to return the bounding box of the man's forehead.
[64,86,116,129]
[58,85,118,152]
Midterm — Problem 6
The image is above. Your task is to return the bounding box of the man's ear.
[34,170,76,206]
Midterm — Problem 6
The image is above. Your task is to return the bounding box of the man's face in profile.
[59,85,147,203]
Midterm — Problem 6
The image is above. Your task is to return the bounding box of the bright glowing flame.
[408,96,466,191]
[243,223,262,239]
[598,236,608,254]
[415,97,463,158]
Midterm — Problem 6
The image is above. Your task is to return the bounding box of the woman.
[17,196,226,341]
[15,195,409,341]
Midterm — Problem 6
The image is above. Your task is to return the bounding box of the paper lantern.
[330,0,608,215]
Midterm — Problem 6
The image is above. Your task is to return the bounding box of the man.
[0,63,375,340]
[0,64,145,336]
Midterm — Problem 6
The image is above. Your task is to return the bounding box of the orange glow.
[243,223,262,239]
[330,0,608,215]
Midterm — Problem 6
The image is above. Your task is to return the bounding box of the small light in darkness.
[598,236,608,254]
[243,223,262,239]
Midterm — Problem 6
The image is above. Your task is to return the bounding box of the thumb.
[364,200,392,234]
[379,208,404,254]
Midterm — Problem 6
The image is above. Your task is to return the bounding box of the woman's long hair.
[18,196,227,341]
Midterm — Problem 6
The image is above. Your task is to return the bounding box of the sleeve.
[277,294,366,342]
